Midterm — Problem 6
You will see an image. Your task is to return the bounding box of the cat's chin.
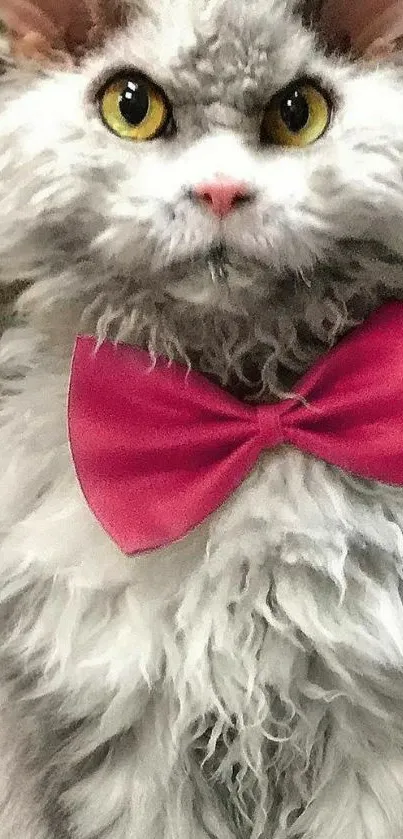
[163,247,278,308]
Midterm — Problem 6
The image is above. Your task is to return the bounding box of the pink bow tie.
[68,302,403,555]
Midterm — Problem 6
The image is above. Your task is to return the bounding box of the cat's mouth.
[164,243,277,305]
[206,244,230,289]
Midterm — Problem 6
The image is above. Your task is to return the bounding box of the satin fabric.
[68,302,403,554]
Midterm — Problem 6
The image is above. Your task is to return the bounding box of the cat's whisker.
[298,269,312,289]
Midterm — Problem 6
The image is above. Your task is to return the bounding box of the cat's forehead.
[102,0,317,108]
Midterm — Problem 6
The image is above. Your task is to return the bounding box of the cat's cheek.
[221,155,319,269]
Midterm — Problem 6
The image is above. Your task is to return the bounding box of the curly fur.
[1,1,403,838]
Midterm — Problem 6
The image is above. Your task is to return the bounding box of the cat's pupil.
[119,81,150,125]
[280,88,309,133]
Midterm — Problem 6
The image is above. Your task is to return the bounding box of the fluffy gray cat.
[0,0,403,837]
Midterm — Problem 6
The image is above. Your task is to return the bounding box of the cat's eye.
[99,72,170,141]
[261,80,331,148]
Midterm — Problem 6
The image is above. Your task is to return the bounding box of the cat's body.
[1,0,403,836]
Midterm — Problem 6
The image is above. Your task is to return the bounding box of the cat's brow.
[155,48,310,112]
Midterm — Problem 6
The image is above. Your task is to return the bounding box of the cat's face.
[2,0,403,392]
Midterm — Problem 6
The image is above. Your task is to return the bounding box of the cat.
[1,0,403,837]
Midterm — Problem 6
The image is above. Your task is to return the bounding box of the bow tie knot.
[257,402,285,448]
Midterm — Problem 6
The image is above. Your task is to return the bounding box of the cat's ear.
[0,0,127,65]
[318,0,403,60]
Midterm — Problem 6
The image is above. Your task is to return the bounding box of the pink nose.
[192,180,251,218]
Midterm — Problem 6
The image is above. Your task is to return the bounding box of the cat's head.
[1,0,403,395]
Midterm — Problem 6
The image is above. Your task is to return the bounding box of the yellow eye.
[261,81,331,148]
[99,73,170,141]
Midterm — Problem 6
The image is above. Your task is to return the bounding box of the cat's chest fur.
[1,327,403,836]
